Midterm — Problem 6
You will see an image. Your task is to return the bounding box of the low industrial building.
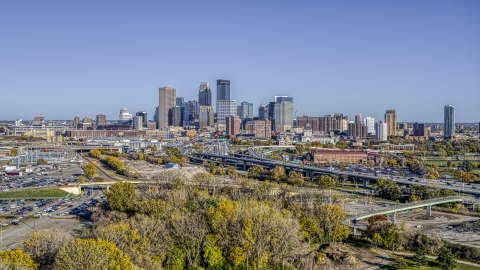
[311,149,368,164]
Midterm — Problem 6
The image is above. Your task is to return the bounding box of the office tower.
[118,108,132,123]
[153,106,159,123]
[158,87,176,128]
[245,119,272,138]
[216,100,236,125]
[237,101,254,119]
[199,106,214,128]
[176,97,185,107]
[185,100,199,126]
[413,122,428,137]
[136,111,147,127]
[73,116,80,129]
[376,121,388,141]
[133,116,144,130]
[258,103,268,120]
[226,115,241,136]
[14,119,22,126]
[216,79,230,101]
[355,114,363,124]
[168,106,183,127]
[398,122,408,130]
[272,97,294,133]
[385,110,397,137]
[363,117,375,135]
[198,82,212,106]
[96,114,106,126]
[444,105,455,137]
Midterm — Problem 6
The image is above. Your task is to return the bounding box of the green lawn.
[382,254,480,270]
[0,188,68,199]
[471,170,480,176]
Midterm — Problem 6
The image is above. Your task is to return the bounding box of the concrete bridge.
[349,196,469,223]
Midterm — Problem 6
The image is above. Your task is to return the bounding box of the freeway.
[189,153,480,197]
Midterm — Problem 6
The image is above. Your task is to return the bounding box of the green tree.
[171,178,184,190]
[36,158,48,165]
[372,233,382,252]
[105,182,138,213]
[203,234,224,268]
[295,144,305,155]
[53,238,133,270]
[437,246,456,270]
[169,248,184,270]
[0,248,38,270]
[413,248,427,267]
[462,160,473,172]
[82,162,97,179]
[392,256,407,269]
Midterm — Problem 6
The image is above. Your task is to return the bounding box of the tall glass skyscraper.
[444,105,455,137]
[216,79,230,101]
[198,82,212,106]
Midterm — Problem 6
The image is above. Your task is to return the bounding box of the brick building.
[311,149,368,164]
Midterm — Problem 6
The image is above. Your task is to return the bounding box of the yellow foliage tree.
[0,248,38,270]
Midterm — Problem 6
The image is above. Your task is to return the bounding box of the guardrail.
[349,196,470,221]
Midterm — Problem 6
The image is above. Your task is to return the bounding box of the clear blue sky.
[1,1,479,122]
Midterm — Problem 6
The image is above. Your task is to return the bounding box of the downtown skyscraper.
[158,86,176,128]
[198,82,212,106]
[216,79,235,125]
[444,105,455,137]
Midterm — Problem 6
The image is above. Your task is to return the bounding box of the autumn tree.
[270,166,286,182]
[0,248,38,270]
[82,162,97,179]
[318,175,336,188]
[105,182,138,213]
[8,148,18,156]
[78,175,85,184]
[36,158,48,165]
[20,229,73,268]
[89,149,101,159]
[53,238,133,270]
[248,165,265,180]
[316,204,349,243]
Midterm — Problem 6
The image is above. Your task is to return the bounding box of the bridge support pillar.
[391,211,397,223]
[426,205,432,217]
[363,180,369,188]
[106,186,110,192]
[243,161,247,171]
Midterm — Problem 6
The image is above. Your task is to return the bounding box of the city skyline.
[1,1,479,122]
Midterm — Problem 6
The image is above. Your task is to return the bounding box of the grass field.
[0,188,68,199]
[381,254,480,270]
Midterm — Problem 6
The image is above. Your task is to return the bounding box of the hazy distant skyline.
[1,1,479,122]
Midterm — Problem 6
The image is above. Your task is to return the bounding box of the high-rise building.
[168,106,183,127]
[199,106,214,128]
[185,100,199,126]
[319,115,334,133]
[136,112,147,127]
[14,119,22,126]
[158,87,176,128]
[363,117,375,135]
[118,108,132,124]
[355,114,363,124]
[245,119,272,138]
[385,110,397,137]
[226,115,241,136]
[216,79,230,101]
[153,107,159,123]
[413,122,428,137]
[272,97,294,133]
[176,97,185,107]
[296,116,320,132]
[258,103,268,120]
[237,101,254,119]
[198,82,212,106]
[348,122,367,138]
[444,105,455,137]
[133,116,144,130]
[96,114,106,126]
[73,116,80,129]
[216,100,236,125]
[376,121,388,141]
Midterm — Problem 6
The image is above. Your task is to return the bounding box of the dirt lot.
[395,210,480,248]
